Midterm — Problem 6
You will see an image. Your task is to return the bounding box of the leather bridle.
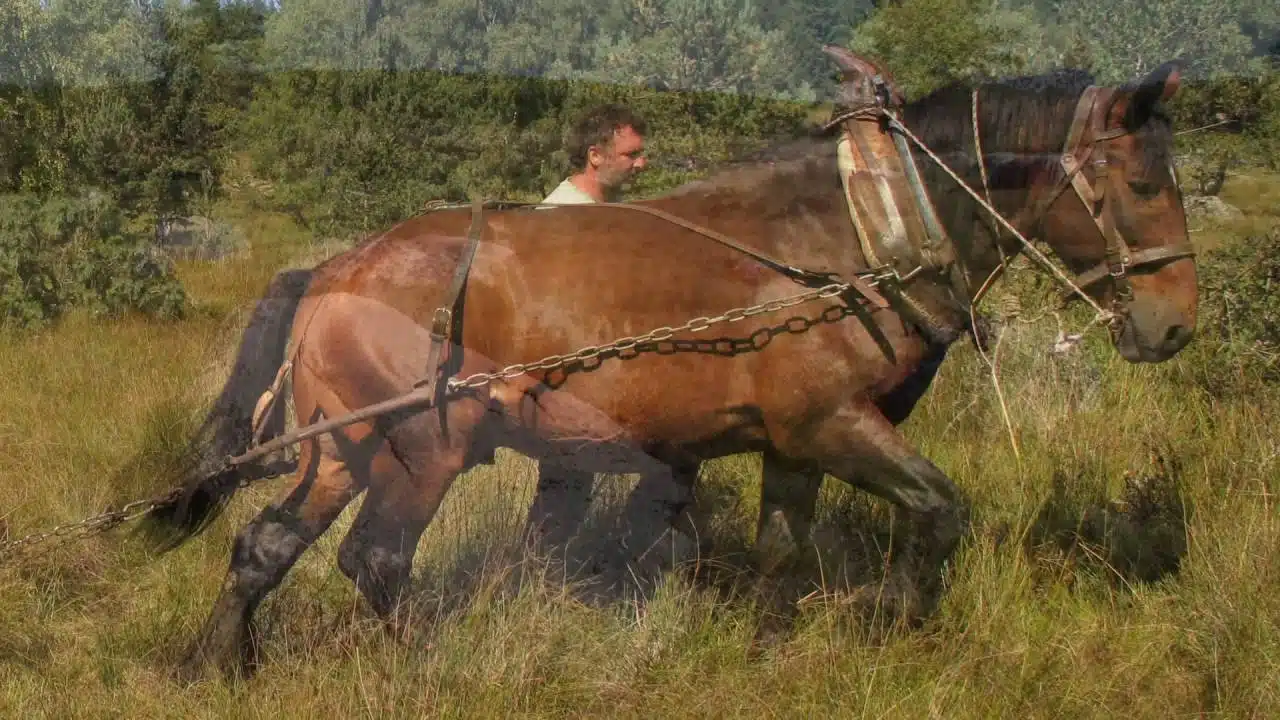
[1014,85,1197,324]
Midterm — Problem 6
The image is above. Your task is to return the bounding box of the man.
[526,102,664,558]
[541,103,648,206]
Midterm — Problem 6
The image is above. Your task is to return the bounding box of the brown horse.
[143,50,1197,681]
[537,50,1205,592]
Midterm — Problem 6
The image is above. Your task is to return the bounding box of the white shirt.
[541,178,597,207]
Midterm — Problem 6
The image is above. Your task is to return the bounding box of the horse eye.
[1127,180,1160,199]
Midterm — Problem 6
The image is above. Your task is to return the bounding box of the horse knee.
[228,506,312,599]
[339,535,413,615]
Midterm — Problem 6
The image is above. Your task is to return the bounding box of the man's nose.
[634,156,647,169]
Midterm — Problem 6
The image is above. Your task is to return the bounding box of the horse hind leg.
[178,421,366,684]
[335,452,439,636]
[336,401,480,636]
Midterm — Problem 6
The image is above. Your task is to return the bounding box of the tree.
[580,0,798,99]
[847,0,1045,98]
[1053,0,1257,84]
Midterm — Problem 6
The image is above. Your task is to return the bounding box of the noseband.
[1023,86,1197,326]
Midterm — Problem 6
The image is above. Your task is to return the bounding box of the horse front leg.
[617,450,710,582]
[754,449,824,577]
[780,398,971,621]
[753,339,953,610]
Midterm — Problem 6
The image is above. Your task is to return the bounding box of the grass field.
[1,171,1278,718]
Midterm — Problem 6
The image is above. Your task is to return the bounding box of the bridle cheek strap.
[1038,87,1196,314]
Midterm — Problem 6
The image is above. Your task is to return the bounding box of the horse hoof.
[173,631,256,686]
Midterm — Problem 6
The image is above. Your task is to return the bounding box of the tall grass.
[1,173,1278,718]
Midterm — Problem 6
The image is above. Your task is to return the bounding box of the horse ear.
[1111,60,1183,130]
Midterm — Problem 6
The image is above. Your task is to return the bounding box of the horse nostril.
[1163,324,1192,351]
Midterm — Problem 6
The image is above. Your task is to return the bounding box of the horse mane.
[649,64,1175,211]
[903,67,1174,176]
[655,67,1101,203]
[900,69,1096,166]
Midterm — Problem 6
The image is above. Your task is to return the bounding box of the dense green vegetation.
[2,0,1277,325]
[3,0,1280,715]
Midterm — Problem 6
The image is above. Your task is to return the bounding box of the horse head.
[1035,61,1198,362]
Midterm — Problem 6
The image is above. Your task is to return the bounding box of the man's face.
[590,124,647,191]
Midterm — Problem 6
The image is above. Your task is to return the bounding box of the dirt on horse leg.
[179,431,363,684]
[787,400,970,622]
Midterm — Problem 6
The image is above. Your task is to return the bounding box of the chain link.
[447,280,857,391]
[0,279,867,563]
[0,488,184,559]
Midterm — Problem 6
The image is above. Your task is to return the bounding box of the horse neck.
[903,79,1090,301]
[655,143,862,273]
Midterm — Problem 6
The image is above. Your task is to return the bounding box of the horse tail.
[141,267,313,552]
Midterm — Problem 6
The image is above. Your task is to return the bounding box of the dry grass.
[2,172,1280,718]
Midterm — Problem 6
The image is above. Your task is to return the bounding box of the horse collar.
[834,109,970,345]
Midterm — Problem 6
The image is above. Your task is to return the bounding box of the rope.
[880,109,1115,324]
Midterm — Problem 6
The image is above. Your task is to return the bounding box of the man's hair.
[566,103,648,170]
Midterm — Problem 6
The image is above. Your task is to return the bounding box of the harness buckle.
[431,306,453,337]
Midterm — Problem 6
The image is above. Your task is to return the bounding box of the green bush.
[0,193,188,329]
[238,69,814,238]
[1170,68,1280,183]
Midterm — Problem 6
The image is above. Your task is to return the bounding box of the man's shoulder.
[541,178,596,206]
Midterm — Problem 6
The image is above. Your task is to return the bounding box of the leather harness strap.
[578,201,889,307]
[421,197,486,401]
[520,199,890,309]
[1041,86,1196,309]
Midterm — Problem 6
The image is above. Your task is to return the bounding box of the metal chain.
[446,280,861,391]
[0,488,184,559]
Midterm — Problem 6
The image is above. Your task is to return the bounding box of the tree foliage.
[1,0,1277,329]
[848,0,1046,98]
[0,193,186,328]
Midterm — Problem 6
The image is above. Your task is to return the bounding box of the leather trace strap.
[514,198,890,306]
[421,197,486,400]
[573,201,869,289]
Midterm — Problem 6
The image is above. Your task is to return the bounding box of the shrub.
[0,193,188,330]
